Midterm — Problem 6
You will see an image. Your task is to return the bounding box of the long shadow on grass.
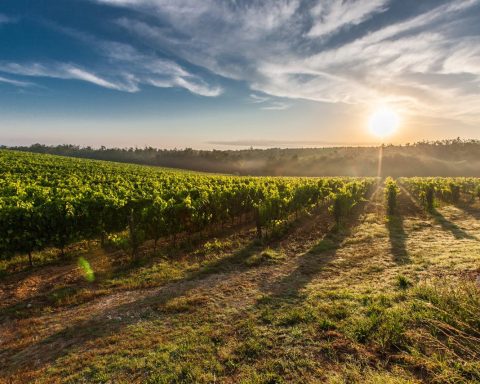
[250,185,379,335]
[260,191,374,301]
[431,209,478,241]
[456,204,480,220]
[1,208,330,374]
[0,246,262,373]
[386,189,411,264]
[245,191,375,361]
[399,185,477,241]
[0,220,260,322]
[387,215,408,263]
[101,218,257,283]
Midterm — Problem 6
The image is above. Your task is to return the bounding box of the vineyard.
[1,150,480,383]
[0,150,375,266]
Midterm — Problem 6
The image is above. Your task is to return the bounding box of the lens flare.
[78,257,95,282]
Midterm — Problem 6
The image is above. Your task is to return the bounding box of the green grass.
[244,248,286,267]
[2,191,480,383]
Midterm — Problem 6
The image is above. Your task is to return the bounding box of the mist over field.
[9,139,480,177]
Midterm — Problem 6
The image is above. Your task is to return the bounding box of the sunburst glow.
[369,106,400,138]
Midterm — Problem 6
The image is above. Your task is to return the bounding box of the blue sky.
[0,0,479,148]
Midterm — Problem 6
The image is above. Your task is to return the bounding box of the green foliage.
[329,180,372,226]
[401,177,436,210]
[396,274,412,290]
[384,177,399,215]
[344,280,480,382]
[277,306,317,326]
[0,150,375,262]
[401,176,480,209]
[244,248,285,266]
[11,138,480,177]
[104,233,130,251]
[424,184,435,210]
[449,182,461,203]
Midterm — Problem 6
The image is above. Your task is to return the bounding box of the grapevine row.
[0,150,375,263]
[400,177,480,210]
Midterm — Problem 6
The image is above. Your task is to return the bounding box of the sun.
[368,106,400,138]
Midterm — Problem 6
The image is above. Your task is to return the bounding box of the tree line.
[5,138,480,177]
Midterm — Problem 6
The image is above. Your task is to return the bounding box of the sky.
[0,0,479,149]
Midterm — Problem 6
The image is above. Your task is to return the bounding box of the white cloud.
[248,93,292,111]
[0,36,223,96]
[308,0,389,38]
[99,0,300,35]
[0,75,33,87]
[104,0,476,122]
[172,77,222,97]
[261,101,292,111]
[442,38,480,76]
[249,94,270,104]
[96,41,222,96]
[16,0,480,122]
[0,62,138,92]
[65,66,129,91]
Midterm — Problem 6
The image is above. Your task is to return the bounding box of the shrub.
[396,274,412,290]
[449,182,461,204]
[384,177,399,215]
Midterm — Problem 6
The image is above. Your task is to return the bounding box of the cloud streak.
[0,75,33,87]
[94,0,480,124]
[307,0,388,37]
[0,62,136,92]
[0,21,223,96]
[0,53,222,96]
[249,93,291,110]
[2,0,480,127]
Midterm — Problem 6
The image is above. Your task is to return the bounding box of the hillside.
[0,151,479,383]
[7,138,480,176]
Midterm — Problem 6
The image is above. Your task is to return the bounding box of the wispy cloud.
[53,26,224,96]
[0,14,14,25]
[249,94,270,104]
[172,77,222,97]
[95,40,223,96]
[0,62,136,92]
[0,20,223,96]
[261,102,292,111]
[307,0,389,37]
[3,0,479,126]
[94,0,480,124]
[65,66,130,91]
[0,75,33,87]
[248,93,291,110]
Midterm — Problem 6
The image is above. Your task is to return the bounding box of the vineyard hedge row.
[0,150,375,262]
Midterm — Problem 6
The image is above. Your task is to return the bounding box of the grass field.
[1,184,480,383]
